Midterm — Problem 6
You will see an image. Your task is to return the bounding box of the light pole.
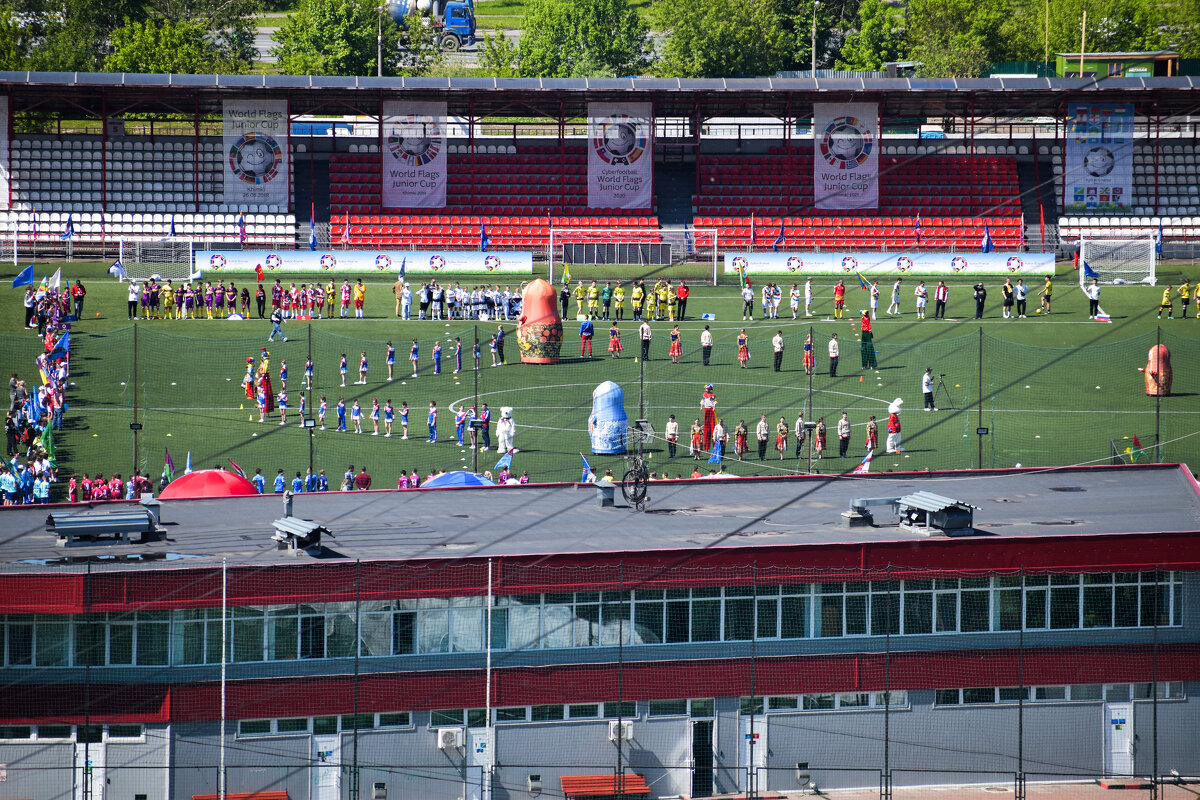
[811,0,820,77]
[377,4,385,77]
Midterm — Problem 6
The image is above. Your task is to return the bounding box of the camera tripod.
[932,373,956,409]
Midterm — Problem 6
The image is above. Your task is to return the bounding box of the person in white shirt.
[1014,279,1028,318]
[870,280,880,319]
[837,412,852,457]
[790,283,801,319]
[761,284,772,318]
[755,414,770,460]
[804,278,813,317]
[639,320,653,360]
[887,278,902,315]
[1085,279,1101,319]
[827,333,840,377]
[922,367,937,411]
[400,283,412,320]
[741,285,755,320]
[793,411,806,459]
[127,281,141,320]
[914,281,928,320]
[711,418,726,456]
[699,325,714,366]
[772,330,785,372]
[665,414,679,458]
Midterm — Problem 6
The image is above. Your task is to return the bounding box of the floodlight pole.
[473,325,479,475]
[377,5,384,78]
[811,1,820,77]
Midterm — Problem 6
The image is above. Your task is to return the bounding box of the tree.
[479,31,519,77]
[272,0,441,77]
[836,0,905,71]
[906,0,1006,76]
[150,0,263,70]
[104,18,240,73]
[651,0,789,78]
[514,0,651,78]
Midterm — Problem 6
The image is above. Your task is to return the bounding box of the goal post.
[122,239,196,282]
[1078,237,1156,287]
[548,227,719,286]
[0,230,16,266]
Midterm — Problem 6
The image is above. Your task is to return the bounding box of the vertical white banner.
[381,100,447,209]
[587,102,652,209]
[0,97,10,210]
[222,100,288,207]
[1064,103,1134,212]
[813,103,879,209]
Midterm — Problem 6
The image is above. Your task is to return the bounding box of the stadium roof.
[1,464,1198,571]
[2,71,1200,120]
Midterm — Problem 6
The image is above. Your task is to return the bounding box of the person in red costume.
[701,384,718,449]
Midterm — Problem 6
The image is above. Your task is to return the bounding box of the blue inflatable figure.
[589,380,628,454]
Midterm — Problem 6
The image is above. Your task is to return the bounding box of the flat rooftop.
[1,464,1197,571]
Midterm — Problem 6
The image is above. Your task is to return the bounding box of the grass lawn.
[474,0,657,31]
[5,260,1199,497]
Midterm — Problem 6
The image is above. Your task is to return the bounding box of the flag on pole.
[580,453,594,483]
[228,458,245,478]
[494,449,514,471]
[159,215,177,241]
[100,210,106,242]
[1082,260,1099,280]
[980,222,994,253]
[771,219,785,252]
[46,267,61,294]
[59,213,74,240]
[1155,220,1163,255]
[398,257,406,281]
[856,270,869,290]
[914,213,923,244]
[11,264,33,288]
[237,211,247,244]
[748,213,757,249]
[39,425,55,467]
[254,263,265,282]
[164,449,176,483]
[308,204,317,251]
[109,259,126,281]
[1095,305,1111,323]
[852,449,873,474]
[339,212,351,245]
[1129,434,1146,464]
[47,330,70,361]
[562,264,571,286]
[707,437,724,464]
[184,451,193,475]
[479,221,491,252]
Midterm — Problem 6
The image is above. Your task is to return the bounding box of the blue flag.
[59,214,74,241]
[480,221,491,252]
[771,219,785,252]
[494,449,513,471]
[185,451,193,475]
[47,330,69,362]
[1083,260,1099,280]
[1155,220,1163,255]
[399,257,406,280]
[707,438,724,464]
[580,453,593,483]
[11,264,33,288]
[309,205,317,251]
[980,222,994,253]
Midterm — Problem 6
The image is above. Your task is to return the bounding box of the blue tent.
[421,471,497,489]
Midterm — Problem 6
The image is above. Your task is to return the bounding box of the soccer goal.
[0,231,17,266]
[122,239,196,282]
[548,227,719,286]
[1079,237,1156,287]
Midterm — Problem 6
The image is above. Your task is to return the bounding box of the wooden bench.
[560,774,651,799]
[193,792,290,800]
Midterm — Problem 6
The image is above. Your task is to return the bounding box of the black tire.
[440,34,460,51]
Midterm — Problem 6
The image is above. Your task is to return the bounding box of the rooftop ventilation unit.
[46,506,160,547]
[895,491,980,536]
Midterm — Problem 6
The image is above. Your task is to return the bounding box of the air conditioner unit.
[436,726,464,750]
[608,720,634,742]
[527,774,542,792]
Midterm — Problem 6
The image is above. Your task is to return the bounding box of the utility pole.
[811,1,821,77]
[1078,11,1087,77]
[377,5,384,77]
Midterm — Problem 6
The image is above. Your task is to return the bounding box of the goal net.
[1079,237,1156,287]
[548,227,719,286]
[122,239,196,282]
[0,231,16,266]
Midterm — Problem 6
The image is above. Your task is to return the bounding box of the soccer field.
[6,261,1200,493]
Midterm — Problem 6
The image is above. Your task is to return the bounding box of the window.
[1070,684,1103,701]
[238,720,272,736]
[495,707,528,722]
[277,718,310,733]
[341,714,373,730]
[604,701,636,719]
[531,705,564,722]
[739,697,764,715]
[802,694,835,710]
[313,716,338,735]
[378,712,411,728]
[838,692,870,708]
[767,696,798,710]
[690,699,715,717]
[568,704,599,719]
[37,725,73,739]
[1035,686,1067,701]
[0,726,32,739]
[107,724,144,740]
[648,699,688,717]
[998,687,1029,703]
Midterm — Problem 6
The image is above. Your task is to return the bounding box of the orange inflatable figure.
[517,278,563,364]
[1142,344,1172,396]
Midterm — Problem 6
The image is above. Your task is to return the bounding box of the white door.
[1104,702,1133,775]
[465,728,492,800]
[738,715,767,793]
[311,734,342,800]
[74,742,105,800]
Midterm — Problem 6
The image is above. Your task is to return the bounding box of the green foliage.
[479,30,519,76]
[906,0,1006,76]
[514,0,651,78]
[836,0,905,71]
[272,0,440,76]
[150,0,263,69]
[786,0,863,72]
[651,0,789,77]
[104,18,239,73]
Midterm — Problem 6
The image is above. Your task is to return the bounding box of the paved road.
[253,26,519,67]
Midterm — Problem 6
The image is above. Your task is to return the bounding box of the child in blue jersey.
[473,340,481,370]
[386,341,395,381]
[298,392,306,424]
[357,351,368,385]
[432,341,442,375]
[279,359,288,390]
[340,353,348,387]
[370,398,380,435]
[277,390,288,425]
[252,469,266,494]
[400,401,409,439]
[427,400,437,443]
[409,338,419,378]
[304,357,314,389]
[336,397,347,432]
[351,399,363,433]
[318,395,327,430]
[384,400,394,437]
[455,406,467,446]
[273,469,286,493]
[454,337,462,374]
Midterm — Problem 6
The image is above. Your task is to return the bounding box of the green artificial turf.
[5,261,1199,496]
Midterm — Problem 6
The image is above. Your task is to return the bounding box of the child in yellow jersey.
[613,281,626,320]
[1159,285,1174,319]
[665,281,675,321]
[1194,282,1200,318]
[573,281,586,317]
[325,280,336,311]
[161,281,176,319]
[631,282,644,320]
[587,281,600,318]
[1180,280,1191,318]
